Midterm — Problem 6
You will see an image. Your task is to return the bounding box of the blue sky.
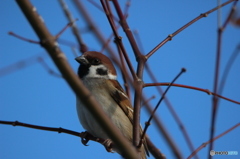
[1,1,240,159]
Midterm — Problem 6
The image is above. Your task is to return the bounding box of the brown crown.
[83,51,117,76]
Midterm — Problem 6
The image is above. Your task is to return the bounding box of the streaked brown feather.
[108,79,149,157]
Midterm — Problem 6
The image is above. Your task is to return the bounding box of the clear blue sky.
[1,1,240,159]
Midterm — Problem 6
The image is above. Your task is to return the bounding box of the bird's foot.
[102,139,114,153]
[80,131,93,146]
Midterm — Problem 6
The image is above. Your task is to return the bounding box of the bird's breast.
[76,78,132,140]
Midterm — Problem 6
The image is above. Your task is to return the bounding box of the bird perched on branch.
[75,51,148,159]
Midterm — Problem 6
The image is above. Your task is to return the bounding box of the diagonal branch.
[145,0,237,59]
[15,0,138,158]
[100,0,137,80]
[187,123,240,159]
[143,95,183,159]
[144,64,198,159]
[58,0,88,53]
[141,68,186,143]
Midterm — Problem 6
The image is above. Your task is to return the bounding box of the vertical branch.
[100,0,137,80]
[208,2,238,158]
[132,57,146,148]
[218,44,240,95]
[111,0,142,57]
[134,30,184,158]
[135,30,194,157]
[115,43,132,98]
[111,0,147,151]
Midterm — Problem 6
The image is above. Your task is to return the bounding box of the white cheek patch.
[108,73,117,80]
[85,65,116,80]
[86,65,103,78]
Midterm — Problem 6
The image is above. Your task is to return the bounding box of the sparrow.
[75,51,149,159]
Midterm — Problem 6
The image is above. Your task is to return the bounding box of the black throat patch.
[78,65,89,79]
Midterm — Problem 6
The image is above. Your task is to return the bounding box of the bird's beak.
[75,55,89,65]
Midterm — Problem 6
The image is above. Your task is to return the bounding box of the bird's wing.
[108,79,134,123]
[108,79,149,156]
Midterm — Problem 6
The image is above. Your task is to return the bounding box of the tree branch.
[15,0,138,158]
[187,123,240,159]
[145,0,237,59]
[209,2,238,157]
[144,83,240,105]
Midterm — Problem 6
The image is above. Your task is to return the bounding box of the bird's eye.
[92,58,100,65]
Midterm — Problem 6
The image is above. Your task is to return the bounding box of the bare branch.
[187,123,240,159]
[145,0,237,59]
[58,0,88,53]
[8,31,39,44]
[15,0,138,158]
[0,120,106,147]
[219,43,240,95]
[145,137,166,159]
[142,95,182,159]
[0,53,46,77]
[112,0,142,58]
[209,2,238,157]
[141,68,186,144]
[100,0,137,80]
[72,0,117,60]
[37,57,62,78]
[144,83,240,105]
[144,64,198,159]
[55,20,76,39]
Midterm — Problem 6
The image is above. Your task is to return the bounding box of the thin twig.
[55,20,76,39]
[145,136,166,159]
[101,1,143,152]
[135,34,185,158]
[100,0,137,80]
[115,42,132,98]
[142,95,182,159]
[57,38,79,48]
[145,0,237,59]
[142,95,156,106]
[144,83,240,105]
[112,0,142,58]
[72,0,117,59]
[8,32,39,44]
[209,2,238,158]
[187,123,240,159]
[58,0,87,53]
[37,57,62,78]
[144,64,199,159]
[87,0,119,22]
[218,44,240,95]
[141,68,186,146]
[135,26,197,158]
[0,53,47,77]
[0,120,104,144]
[112,0,147,150]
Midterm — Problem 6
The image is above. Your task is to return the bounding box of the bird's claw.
[102,139,114,153]
[81,131,90,146]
